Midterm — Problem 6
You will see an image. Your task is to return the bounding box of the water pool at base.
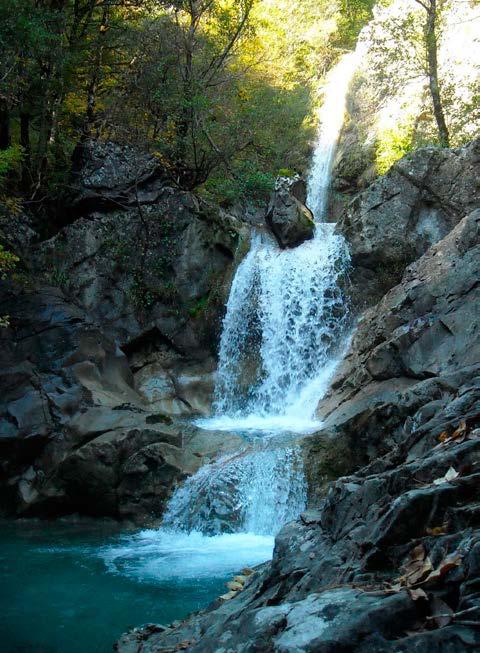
[0,520,274,653]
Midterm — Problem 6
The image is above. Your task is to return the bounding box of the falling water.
[307,52,359,219]
[162,447,306,536]
[202,52,358,433]
[105,54,358,584]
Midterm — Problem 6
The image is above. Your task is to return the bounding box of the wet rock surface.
[337,139,480,308]
[266,176,315,248]
[116,209,480,651]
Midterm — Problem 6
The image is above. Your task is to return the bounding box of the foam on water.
[100,530,274,582]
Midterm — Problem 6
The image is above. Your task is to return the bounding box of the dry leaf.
[438,430,450,443]
[429,597,454,628]
[423,553,462,585]
[433,466,459,485]
[452,420,467,439]
[409,587,427,601]
[426,526,447,536]
[399,547,433,586]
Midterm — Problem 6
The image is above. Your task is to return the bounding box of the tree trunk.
[0,101,10,150]
[20,111,32,189]
[82,5,109,140]
[425,0,449,147]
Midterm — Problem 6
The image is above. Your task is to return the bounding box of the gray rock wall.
[337,139,480,309]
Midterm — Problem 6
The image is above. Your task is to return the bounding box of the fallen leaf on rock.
[437,421,470,447]
[433,466,459,485]
[227,581,243,591]
[452,420,467,439]
[426,525,447,536]
[241,567,255,576]
[397,545,434,587]
[409,587,427,601]
[428,597,454,628]
[422,553,463,585]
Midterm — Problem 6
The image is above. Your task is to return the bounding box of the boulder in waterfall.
[265,177,315,248]
[337,138,480,308]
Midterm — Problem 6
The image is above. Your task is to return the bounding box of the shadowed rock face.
[266,177,315,248]
[337,139,480,309]
[116,209,480,652]
[0,140,251,521]
[0,286,243,521]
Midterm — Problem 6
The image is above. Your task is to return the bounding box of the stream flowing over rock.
[1,38,479,653]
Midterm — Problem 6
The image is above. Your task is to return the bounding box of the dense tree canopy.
[0,0,377,205]
[0,0,477,210]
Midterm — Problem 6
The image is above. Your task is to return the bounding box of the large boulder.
[70,140,169,212]
[337,139,480,308]
[266,177,315,248]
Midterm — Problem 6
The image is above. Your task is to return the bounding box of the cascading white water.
[162,447,306,536]
[208,227,350,431]
[105,53,358,585]
[202,53,358,433]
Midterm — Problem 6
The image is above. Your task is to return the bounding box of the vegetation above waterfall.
[0,0,477,215]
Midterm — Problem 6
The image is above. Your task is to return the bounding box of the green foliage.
[0,146,24,190]
[0,244,19,280]
[0,243,19,327]
[376,120,414,175]
[334,0,377,49]
[47,266,70,289]
[203,163,275,205]
[189,295,210,319]
[277,168,297,178]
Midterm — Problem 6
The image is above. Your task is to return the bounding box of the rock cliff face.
[0,141,249,521]
[337,139,480,309]
[116,153,480,652]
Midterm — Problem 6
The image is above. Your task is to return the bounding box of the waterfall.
[202,52,357,433]
[208,227,350,431]
[162,447,306,536]
[106,54,357,582]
